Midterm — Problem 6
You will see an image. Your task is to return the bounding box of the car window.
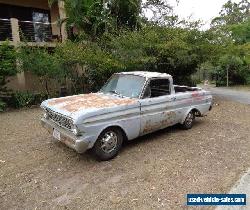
[100,74,146,98]
[143,79,170,98]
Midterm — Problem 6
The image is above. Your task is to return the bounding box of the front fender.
[86,120,138,148]
[78,108,141,148]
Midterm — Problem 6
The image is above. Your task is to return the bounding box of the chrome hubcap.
[186,112,194,126]
[100,131,118,153]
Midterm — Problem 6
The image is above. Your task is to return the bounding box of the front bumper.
[41,118,89,153]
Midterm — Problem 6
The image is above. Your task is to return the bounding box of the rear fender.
[181,108,201,124]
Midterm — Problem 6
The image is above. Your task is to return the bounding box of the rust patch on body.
[48,95,82,106]
[48,93,136,113]
[142,111,176,134]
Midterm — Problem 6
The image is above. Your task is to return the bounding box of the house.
[0,0,67,91]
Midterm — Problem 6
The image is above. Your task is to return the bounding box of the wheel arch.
[97,125,128,142]
[181,107,201,124]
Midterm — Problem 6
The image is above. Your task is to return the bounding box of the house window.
[32,12,51,42]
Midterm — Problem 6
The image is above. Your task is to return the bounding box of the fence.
[0,18,60,43]
[0,19,13,41]
[19,20,54,42]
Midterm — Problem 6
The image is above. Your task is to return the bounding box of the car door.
[139,78,178,136]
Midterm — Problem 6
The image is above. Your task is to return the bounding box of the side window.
[143,85,151,98]
[145,79,170,98]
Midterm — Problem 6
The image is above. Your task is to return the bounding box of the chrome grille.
[46,109,73,130]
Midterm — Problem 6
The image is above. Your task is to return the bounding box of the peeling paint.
[48,93,136,113]
[143,111,177,134]
[192,91,204,101]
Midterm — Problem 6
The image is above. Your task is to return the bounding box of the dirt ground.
[0,97,250,210]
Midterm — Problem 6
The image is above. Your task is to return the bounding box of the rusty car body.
[41,71,213,160]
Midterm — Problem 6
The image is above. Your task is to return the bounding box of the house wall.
[7,71,61,93]
[50,4,60,36]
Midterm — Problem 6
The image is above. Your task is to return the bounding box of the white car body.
[41,71,213,154]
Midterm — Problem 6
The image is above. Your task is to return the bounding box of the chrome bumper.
[41,118,89,153]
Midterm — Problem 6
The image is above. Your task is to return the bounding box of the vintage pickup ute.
[41,71,213,160]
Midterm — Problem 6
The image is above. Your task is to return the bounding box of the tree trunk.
[45,79,50,97]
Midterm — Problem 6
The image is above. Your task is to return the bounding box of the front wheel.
[93,128,123,161]
[181,111,195,129]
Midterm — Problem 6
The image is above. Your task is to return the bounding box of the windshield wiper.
[108,90,124,97]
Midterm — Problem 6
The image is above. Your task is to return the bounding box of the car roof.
[118,71,172,79]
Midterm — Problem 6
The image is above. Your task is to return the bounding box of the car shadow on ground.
[121,119,204,152]
[50,118,205,163]
[70,119,204,162]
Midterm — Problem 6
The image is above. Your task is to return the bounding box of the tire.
[93,128,123,161]
[181,111,195,130]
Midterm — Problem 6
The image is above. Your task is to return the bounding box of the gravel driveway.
[1,97,250,210]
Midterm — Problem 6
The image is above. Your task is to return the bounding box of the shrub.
[0,41,17,94]
[246,74,250,85]
[12,91,35,108]
[17,46,63,97]
[0,99,6,112]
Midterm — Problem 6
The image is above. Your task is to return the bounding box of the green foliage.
[18,47,61,78]
[100,27,218,85]
[109,0,141,29]
[0,42,17,92]
[211,0,250,27]
[0,99,6,112]
[209,0,250,86]
[54,40,123,92]
[0,42,17,112]
[17,25,224,93]
[193,62,216,82]
[13,91,35,108]
[17,46,63,96]
[230,19,250,44]
[215,55,249,86]
[64,0,141,39]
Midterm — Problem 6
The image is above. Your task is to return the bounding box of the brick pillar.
[10,18,20,44]
[58,0,67,41]
[10,18,26,90]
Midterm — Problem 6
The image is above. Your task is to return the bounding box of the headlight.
[44,112,49,119]
[72,125,80,136]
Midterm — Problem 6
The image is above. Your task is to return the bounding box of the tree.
[142,0,173,24]
[54,40,123,92]
[57,0,142,39]
[211,0,250,27]
[215,54,249,86]
[99,26,216,85]
[109,0,141,30]
[230,18,250,44]
[209,0,250,86]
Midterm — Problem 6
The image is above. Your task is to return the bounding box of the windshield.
[100,74,146,98]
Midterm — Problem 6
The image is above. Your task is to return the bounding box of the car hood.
[41,93,138,123]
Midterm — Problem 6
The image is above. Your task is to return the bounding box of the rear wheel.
[93,128,123,161]
[182,111,195,129]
